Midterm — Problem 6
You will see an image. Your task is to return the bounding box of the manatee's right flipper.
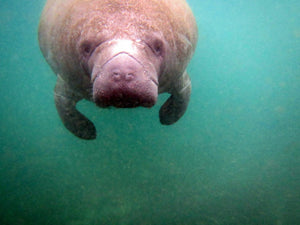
[54,75,96,140]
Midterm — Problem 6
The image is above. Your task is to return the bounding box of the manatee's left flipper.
[54,75,96,140]
[159,70,191,125]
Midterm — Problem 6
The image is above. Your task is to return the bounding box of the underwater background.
[0,0,299,224]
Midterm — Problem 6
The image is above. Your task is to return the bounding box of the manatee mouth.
[92,52,158,108]
[94,88,157,108]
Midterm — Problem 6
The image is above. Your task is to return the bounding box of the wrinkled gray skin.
[38,0,198,139]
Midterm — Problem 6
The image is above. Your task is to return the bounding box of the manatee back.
[38,0,198,87]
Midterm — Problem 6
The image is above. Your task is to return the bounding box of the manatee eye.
[151,39,164,57]
[80,41,93,58]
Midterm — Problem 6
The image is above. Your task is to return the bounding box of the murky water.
[0,0,299,224]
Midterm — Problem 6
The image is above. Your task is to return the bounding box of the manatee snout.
[92,52,158,108]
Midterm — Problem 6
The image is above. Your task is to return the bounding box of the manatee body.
[38,0,198,139]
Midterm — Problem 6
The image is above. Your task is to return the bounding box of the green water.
[0,0,299,224]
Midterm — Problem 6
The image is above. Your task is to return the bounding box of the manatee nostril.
[125,73,134,81]
[111,71,135,82]
[112,71,121,81]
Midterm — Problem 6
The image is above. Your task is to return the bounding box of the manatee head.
[79,35,167,108]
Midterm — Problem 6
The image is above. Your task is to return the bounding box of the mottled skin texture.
[38,0,198,139]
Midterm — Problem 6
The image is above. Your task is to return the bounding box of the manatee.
[38,0,198,139]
